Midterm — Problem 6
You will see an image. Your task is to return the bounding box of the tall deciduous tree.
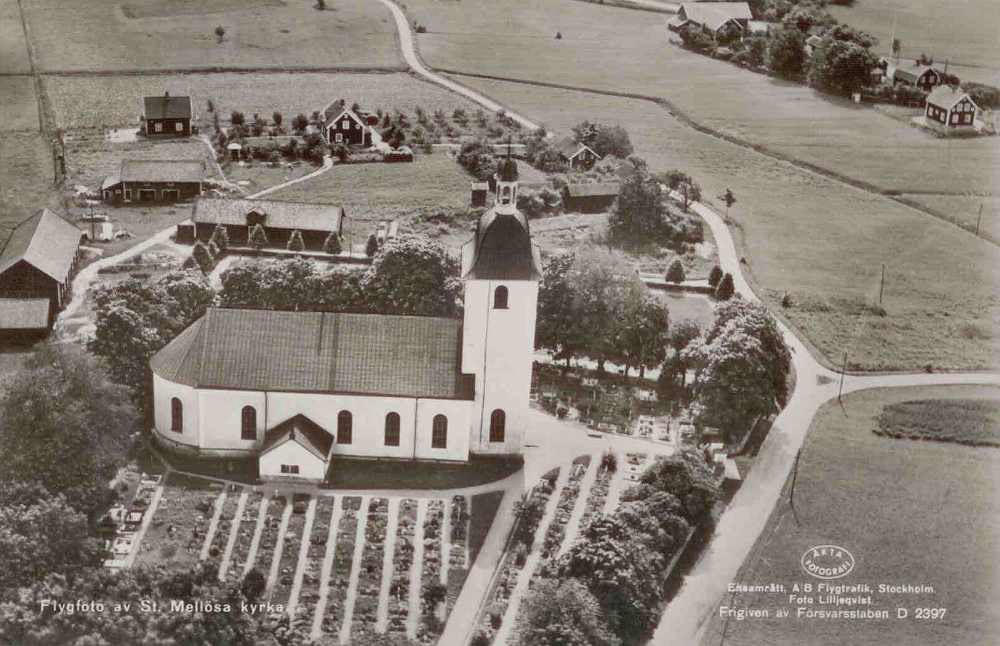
[808,39,880,95]
[535,252,584,365]
[608,170,668,250]
[0,345,139,515]
[614,290,669,379]
[767,28,808,77]
[360,235,462,317]
[518,579,620,646]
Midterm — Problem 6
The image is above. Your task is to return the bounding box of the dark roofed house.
[556,139,601,170]
[191,197,344,250]
[142,92,192,137]
[925,86,979,130]
[323,105,373,147]
[881,57,942,91]
[0,209,83,342]
[102,159,205,205]
[562,182,621,214]
[668,2,753,35]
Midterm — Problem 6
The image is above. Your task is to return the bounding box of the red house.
[324,106,372,147]
[142,93,192,137]
[925,86,979,129]
[556,139,601,170]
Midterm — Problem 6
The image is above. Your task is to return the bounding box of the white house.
[149,155,541,481]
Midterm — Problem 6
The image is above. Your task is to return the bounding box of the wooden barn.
[102,159,205,204]
[925,86,979,129]
[556,139,601,170]
[324,106,373,147]
[562,182,621,213]
[191,197,345,250]
[0,209,83,343]
[142,92,192,137]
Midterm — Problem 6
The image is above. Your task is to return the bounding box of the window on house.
[175,122,183,132]
[154,122,162,132]
[501,185,511,204]
[170,398,183,433]
[493,285,508,309]
[280,464,300,474]
[335,133,343,143]
[432,415,447,449]
[384,412,401,446]
[338,410,353,444]
[241,406,257,440]
[489,409,506,443]
[342,120,349,129]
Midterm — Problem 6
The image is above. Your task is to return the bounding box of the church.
[149,156,540,480]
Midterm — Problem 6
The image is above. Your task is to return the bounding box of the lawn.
[0,76,39,132]
[827,0,1000,86]
[224,160,319,194]
[702,385,1000,646]
[445,76,1000,372]
[44,72,483,130]
[22,0,401,72]
[650,291,715,330]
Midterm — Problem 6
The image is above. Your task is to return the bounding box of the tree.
[323,231,343,255]
[241,567,267,600]
[708,265,723,288]
[192,241,215,274]
[660,169,702,212]
[679,24,715,53]
[715,21,742,47]
[808,39,880,95]
[733,35,768,68]
[722,188,737,217]
[623,449,721,523]
[214,25,226,43]
[331,143,350,162]
[287,229,305,253]
[360,235,462,317]
[614,291,669,379]
[536,252,584,365]
[248,223,268,252]
[365,233,379,257]
[591,125,633,159]
[0,345,138,515]
[825,24,878,49]
[608,170,667,250]
[665,259,686,283]
[292,113,309,133]
[767,28,807,77]
[715,272,735,300]
[456,139,497,181]
[210,224,229,255]
[230,110,244,126]
[0,485,101,592]
[421,582,448,615]
[271,111,283,126]
[781,5,834,33]
[518,580,619,646]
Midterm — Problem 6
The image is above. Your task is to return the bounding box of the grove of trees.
[608,160,703,252]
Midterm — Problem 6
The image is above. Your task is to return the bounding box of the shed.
[562,182,621,214]
[471,181,489,207]
[191,197,344,250]
[259,414,334,481]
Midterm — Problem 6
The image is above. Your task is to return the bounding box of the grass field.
[874,398,1000,447]
[828,0,1000,86]
[448,76,1000,371]
[22,0,401,72]
[0,132,57,240]
[45,72,483,130]
[702,385,1000,646]
[902,194,1000,241]
[62,131,218,188]
[0,0,30,74]
[0,76,39,133]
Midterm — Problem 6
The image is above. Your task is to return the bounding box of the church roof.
[260,414,333,461]
[150,308,474,399]
[461,209,542,280]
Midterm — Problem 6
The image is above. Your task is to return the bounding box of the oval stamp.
[801,545,855,580]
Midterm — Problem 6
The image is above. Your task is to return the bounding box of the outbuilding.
[259,414,334,481]
[102,159,205,204]
[191,197,344,250]
[562,182,621,213]
[881,58,941,91]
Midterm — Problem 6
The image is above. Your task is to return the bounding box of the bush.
[272,112,282,126]
[292,113,309,133]
[715,273,735,300]
[210,225,229,254]
[365,234,379,257]
[230,111,244,126]
[601,450,617,473]
[248,224,268,252]
[192,242,215,274]
[322,232,342,255]
[680,25,714,53]
[287,230,305,253]
[708,265,723,287]
[665,259,686,283]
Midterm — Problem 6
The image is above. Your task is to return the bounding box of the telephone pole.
[879,264,885,305]
[838,352,848,402]
[975,203,983,236]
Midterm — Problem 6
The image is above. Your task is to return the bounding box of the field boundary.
[439,69,1000,248]
[25,66,405,78]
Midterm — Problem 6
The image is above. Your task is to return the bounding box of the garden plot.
[272,496,310,608]
[386,499,418,634]
[350,497,389,637]
[252,495,287,578]
[416,499,446,641]
[319,496,362,637]
[134,473,221,569]
[444,495,471,611]
[578,454,615,532]
[224,490,264,581]
[203,485,242,564]
[23,0,401,72]
[290,495,336,636]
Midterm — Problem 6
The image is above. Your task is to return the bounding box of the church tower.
[461,151,541,456]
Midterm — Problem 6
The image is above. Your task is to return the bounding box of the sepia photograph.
[0,0,997,644]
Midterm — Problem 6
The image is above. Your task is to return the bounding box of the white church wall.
[415,398,471,461]
[259,440,326,481]
[152,374,201,450]
[198,389,266,452]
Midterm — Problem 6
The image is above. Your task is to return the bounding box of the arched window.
[432,415,448,449]
[501,185,511,204]
[489,409,506,443]
[384,412,401,447]
[241,406,257,440]
[493,285,508,309]
[337,410,353,445]
[170,397,183,433]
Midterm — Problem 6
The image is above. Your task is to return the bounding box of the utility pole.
[838,352,848,402]
[975,203,983,236]
[879,263,885,305]
[789,448,802,525]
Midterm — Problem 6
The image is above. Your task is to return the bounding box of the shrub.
[322,232,343,255]
[192,242,215,274]
[206,99,214,113]
[665,259,686,283]
[708,265,723,287]
[230,111,244,126]
[249,224,268,252]
[210,224,229,254]
[292,113,309,133]
[287,230,305,253]
[207,240,221,259]
[601,450,617,473]
[715,273,735,300]
[365,234,379,257]
[272,112,282,126]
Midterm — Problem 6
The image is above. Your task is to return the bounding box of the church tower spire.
[495,138,519,216]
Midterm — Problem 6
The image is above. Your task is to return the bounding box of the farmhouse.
[102,159,205,204]
[925,86,979,129]
[556,139,601,170]
[668,3,753,36]
[150,155,541,480]
[190,197,344,250]
[142,93,192,137]
[0,209,83,342]
[323,105,374,147]
[562,182,621,213]
[880,58,941,91]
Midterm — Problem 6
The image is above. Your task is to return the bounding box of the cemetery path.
[199,489,227,561]
[311,495,344,640]
[286,496,318,618]
[338,495,371,645]
[265,503,293,599]
[439,494,452,587]
[375,497,401,633]
[406,499,429,638]
[125,471,168,568]
[557,453,600,558]
[243,495,269,578]
[218,488,248,580]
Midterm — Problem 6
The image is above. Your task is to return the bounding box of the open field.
[902,194,1000,241]
[0,0,31,74]
[702,385,1000,646]
[21,0,402,72]
[44,72,483,130]
[449,76,1000,371]
[62,131,218,189]
[828,0,1000,86]
[0,76,38,133]
[0,132,57,240]
[408,0,996,197]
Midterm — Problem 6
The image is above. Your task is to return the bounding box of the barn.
[324,106,373,147]
[0,209,83,343]
[102,159,205,204]
[142,93,192,138]
[562,182,621,213]
[925,86,979,129]
[668,3,752,35]
[556,139,601,170]
[191,197,345,250]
